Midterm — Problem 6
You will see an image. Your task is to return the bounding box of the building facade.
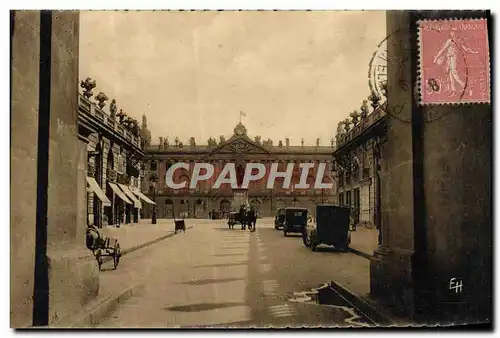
[332,99,387,233]
[77,78,155,228]
[141,122,336,219]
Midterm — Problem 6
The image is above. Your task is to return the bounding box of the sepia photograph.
[9,7,492,329]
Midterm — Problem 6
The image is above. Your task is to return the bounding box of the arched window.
[165,199,173,205]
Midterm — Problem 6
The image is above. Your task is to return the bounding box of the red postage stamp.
[418,18,490,105]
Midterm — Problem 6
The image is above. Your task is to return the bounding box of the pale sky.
[79,10,386,146]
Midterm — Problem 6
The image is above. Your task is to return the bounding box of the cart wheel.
[113,244,121,270]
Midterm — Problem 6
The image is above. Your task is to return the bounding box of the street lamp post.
[151,176,158,224]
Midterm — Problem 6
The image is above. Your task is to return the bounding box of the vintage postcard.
[10,9,492,329]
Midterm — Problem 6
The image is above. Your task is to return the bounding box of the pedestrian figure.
[238,205,247,230]
[247,207,257,231]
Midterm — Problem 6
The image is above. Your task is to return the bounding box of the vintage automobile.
[274,208,285,230]
[303,204,351,252]
[283,207,309,237]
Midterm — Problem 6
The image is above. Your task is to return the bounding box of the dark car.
[283,207,308,237]
[303,204,351,252]
[274,208,285,230]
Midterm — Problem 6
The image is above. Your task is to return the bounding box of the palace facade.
[331,98,387,232]
[141,122,336,219]
[78,78,156,228]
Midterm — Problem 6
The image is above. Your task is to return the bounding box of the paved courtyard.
[95,218,374,328]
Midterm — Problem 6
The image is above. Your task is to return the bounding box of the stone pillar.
[370,10,492,325]
[11,10,100,327]
[11,10,41,328]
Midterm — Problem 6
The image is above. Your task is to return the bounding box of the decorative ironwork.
[80,77,96,99]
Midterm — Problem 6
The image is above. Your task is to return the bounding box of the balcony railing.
[336,108,386,149]
[78,94,142,149]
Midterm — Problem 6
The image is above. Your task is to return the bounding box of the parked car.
[303,204,351,252]
[274,208,285,230]
[283,207,308,237]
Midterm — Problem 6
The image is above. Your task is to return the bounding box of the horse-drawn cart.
[174,218,186,233]
[86,225,121,270]
[227,211,246,229]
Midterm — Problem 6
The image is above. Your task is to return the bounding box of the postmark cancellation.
[417,18,490,105]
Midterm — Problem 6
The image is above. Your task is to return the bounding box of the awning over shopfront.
[108,182,132,204]
[86,177,111,207]
[118,184,142,209]
[131,188,156,205]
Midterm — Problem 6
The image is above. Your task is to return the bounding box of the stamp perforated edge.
[417,18,491,106]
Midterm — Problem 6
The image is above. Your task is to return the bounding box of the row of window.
[148,159,331,172]
[338,167,370,187]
